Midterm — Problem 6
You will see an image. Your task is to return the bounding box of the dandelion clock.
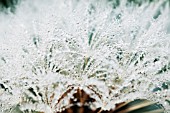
[0,0,170,113]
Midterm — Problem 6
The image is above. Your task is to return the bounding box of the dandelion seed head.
[0,0,170,112]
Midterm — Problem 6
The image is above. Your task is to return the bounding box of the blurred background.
[0,0,169,13]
